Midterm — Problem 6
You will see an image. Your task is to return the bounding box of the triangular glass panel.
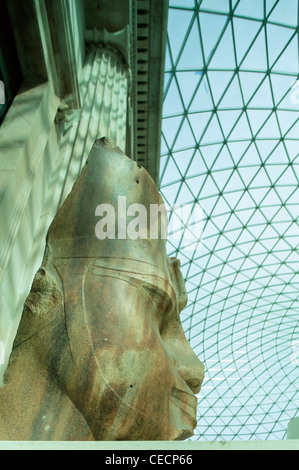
[238,71,265,105]
[160,155,182,185]
[271,206,292,224]
[160,133,169,156]
[276,184,298,202]
[260,224,280,241]
[164,43,172,72]
[286,196,299,218]
[214,244,234,265]
[272,36,299,75]
[165,239,179,258]
[188,149,208,176]
[200,144,223,170]
[159,155,169,179]
[199,195,220,218]
[276,80,299,111]
[162,115,184,149]
[208,71,235,106]
[176,181,196,205]
[268,0,298,27]
[270,74,293,107]
[276,111,299,136]
[217,109,243,139]
[189,75,214,111]
[200,175,221,198]
[211,196,232,217]
[248,77,273,109]
[218,75,244,109]
[186,174,206,198]
[250,188,269,206]
[201,270,217,288]
[177,20,204,70]
[229,247,245,265]
[173,148,195,176]
[212,169,235,192]
[174,117,196,150]
[199,12,228,62]
[212,145,235,171]
[201,114,224,145]
[236,229,256,249]
[200,0,230,14]
[160,181,182,205]
[170,0,194,7]
[264,141,290,165]
[167,9,194,65]
[204,218,222,239]
[229,112,252,141]
[245,250,267,275]
[266,24,295,68]
[255,139,279,163]
[236,191,256,210]
[237,166,260,187]
[276,166,298,186]
[246,109,272,136]
[223,169,245,192]
[284,140,299,160]
[163,77,184,116]
[163,73,173,96]
[233,17,262,65]
[235,0,265,19]
[164,41,173,72]
[257,113,281,139]
[176,72,202,109]
[228,141,251,165]
[241,28,268,71]
[188,111,213,142]
[251,167,272,188]
[209,22,236,70]
[245,207,268,229]
[291,155,299,167]
[266,0,278,16]
[284,118,299,139]
[260,187,282,207]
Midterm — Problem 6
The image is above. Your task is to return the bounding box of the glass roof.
[160,0,299,440]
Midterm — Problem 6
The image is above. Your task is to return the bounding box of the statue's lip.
[170,387,198,432]
[171,387,198,413]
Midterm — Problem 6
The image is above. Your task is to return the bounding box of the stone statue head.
[4,138,204,441]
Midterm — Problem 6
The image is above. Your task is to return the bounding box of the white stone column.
[0,44,129,385]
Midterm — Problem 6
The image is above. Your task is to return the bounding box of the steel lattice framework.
[160,0,299,440]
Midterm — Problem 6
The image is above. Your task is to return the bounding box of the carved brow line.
[92,265,178,307]
[93,264,170,282]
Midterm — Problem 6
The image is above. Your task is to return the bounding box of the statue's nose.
[175,352,205,394]
[167,322,205,394]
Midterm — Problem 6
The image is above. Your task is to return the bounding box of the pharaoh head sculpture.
[0,138,204,441]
